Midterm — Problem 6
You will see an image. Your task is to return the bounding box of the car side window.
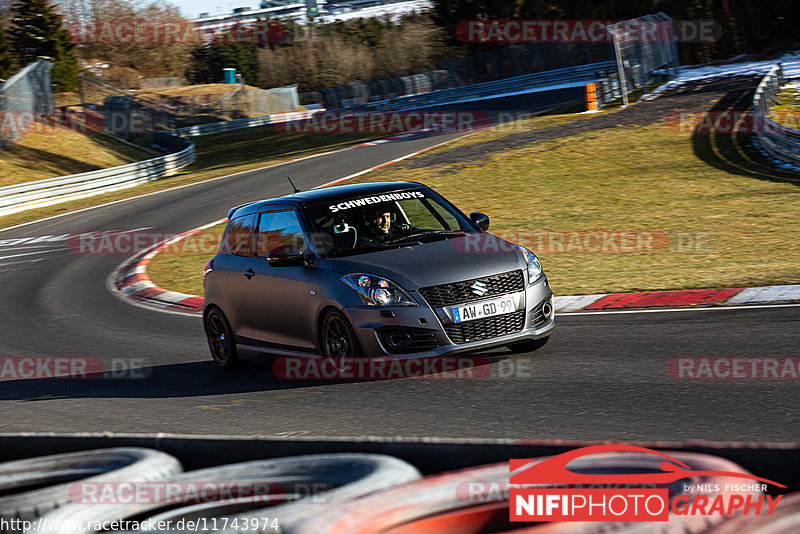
[227,214,256,256]
[256,210,306,257]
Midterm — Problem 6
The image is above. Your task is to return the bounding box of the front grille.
[419,270,525,308]
[376,327,440,354]
[444,310,525,344]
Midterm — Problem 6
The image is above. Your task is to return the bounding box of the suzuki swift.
[203,181,554,370]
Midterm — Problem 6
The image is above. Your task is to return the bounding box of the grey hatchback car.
[203,181,554,370]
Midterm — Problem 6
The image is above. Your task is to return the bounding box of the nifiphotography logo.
[509,444,786,522]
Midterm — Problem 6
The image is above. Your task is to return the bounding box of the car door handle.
[242,268,255,279]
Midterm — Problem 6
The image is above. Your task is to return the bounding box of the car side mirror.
[470,212,490,232]
[266,244,305,266]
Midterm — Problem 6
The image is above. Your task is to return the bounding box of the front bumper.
[343,276,555,359]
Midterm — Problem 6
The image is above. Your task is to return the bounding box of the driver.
[359,207,397,245]
[371,210,392,235]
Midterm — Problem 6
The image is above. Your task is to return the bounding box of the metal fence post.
[610,28,629,108]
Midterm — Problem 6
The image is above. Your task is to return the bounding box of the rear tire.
[506,336,549,354]
[205,307,249,370]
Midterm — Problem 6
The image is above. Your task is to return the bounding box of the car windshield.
[304,189,476,257]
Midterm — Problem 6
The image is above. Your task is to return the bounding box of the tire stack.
[0,447,790,534]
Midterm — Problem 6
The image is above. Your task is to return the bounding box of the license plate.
[452,296,516,323]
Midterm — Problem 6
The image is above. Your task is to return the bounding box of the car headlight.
[341,273,418,306]
[515,245,543,284]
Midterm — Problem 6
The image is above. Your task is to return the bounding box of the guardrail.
[0,110,322,218]
[161,110,318,137]
[0,137,195,217]
[343,61,617,112]
[753,63,800,166]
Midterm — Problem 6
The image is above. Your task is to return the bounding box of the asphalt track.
[0,93,797,443]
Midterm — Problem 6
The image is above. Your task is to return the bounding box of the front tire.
[506,336,549,354]
[205,307,249,370]
[320,309,362,373]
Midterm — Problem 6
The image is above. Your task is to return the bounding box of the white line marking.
[0,245,61,252]
[0,249,62,261]
[315,132,478,189]
[0,258,50,268]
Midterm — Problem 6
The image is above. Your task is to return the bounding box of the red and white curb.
[109,219,224,314]
[555,286,800,312]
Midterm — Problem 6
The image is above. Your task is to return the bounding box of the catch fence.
[0,60,55,149]
[95,78,300,142]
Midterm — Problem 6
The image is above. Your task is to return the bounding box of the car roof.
[227,181,428,219]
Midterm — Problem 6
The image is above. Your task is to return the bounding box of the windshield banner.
[328,191,425,213]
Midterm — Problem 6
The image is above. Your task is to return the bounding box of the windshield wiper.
[390,230,437,243]
[391,229,467,245]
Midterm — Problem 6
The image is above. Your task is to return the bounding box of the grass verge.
[147,110,800,297]
[146,223,227,296]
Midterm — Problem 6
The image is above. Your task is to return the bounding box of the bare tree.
[63,0,192,79]
[258,16,448,92]
[259,33,376,91]
[374,18,447,73]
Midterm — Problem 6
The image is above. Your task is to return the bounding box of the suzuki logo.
[470,280,488,296]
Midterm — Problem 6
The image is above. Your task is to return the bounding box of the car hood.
[329,232,525,289]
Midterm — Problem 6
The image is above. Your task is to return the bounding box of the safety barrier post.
[585,83,598,112]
